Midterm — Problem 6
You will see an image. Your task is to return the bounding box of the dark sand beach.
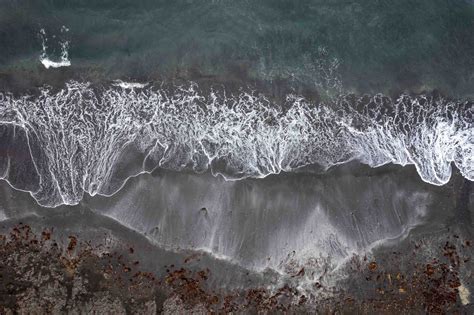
[0,0,473,313]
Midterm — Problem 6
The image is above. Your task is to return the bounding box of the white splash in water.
[39,27,71,69]
[112,80,149,89]
[0,81,472,207]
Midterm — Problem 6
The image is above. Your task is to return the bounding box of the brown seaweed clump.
[0,223,472,314]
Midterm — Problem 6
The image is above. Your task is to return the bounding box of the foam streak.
[0,82,472,206]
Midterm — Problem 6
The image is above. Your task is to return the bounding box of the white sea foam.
[112,80,149,89]
[0,81,472,207]
[39,28,71,69]
[40,58,71,69]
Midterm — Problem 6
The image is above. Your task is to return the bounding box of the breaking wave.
[39,27,71,69]
[0,81,472,207]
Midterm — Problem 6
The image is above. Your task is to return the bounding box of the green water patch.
[0,0,473,97]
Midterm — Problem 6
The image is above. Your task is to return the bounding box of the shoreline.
[0,193,472,313]
[2,63,473,102]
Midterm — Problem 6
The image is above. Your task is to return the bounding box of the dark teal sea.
[0,0,473,97]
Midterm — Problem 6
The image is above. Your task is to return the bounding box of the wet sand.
[0,162,472,313]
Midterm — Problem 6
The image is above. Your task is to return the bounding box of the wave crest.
[0,81,472,206]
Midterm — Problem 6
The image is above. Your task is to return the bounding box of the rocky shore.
[0,206,472,313]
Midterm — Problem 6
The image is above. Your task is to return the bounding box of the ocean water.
[1,0,473,96]
[0,82,472,206]
[0,0,473,311]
